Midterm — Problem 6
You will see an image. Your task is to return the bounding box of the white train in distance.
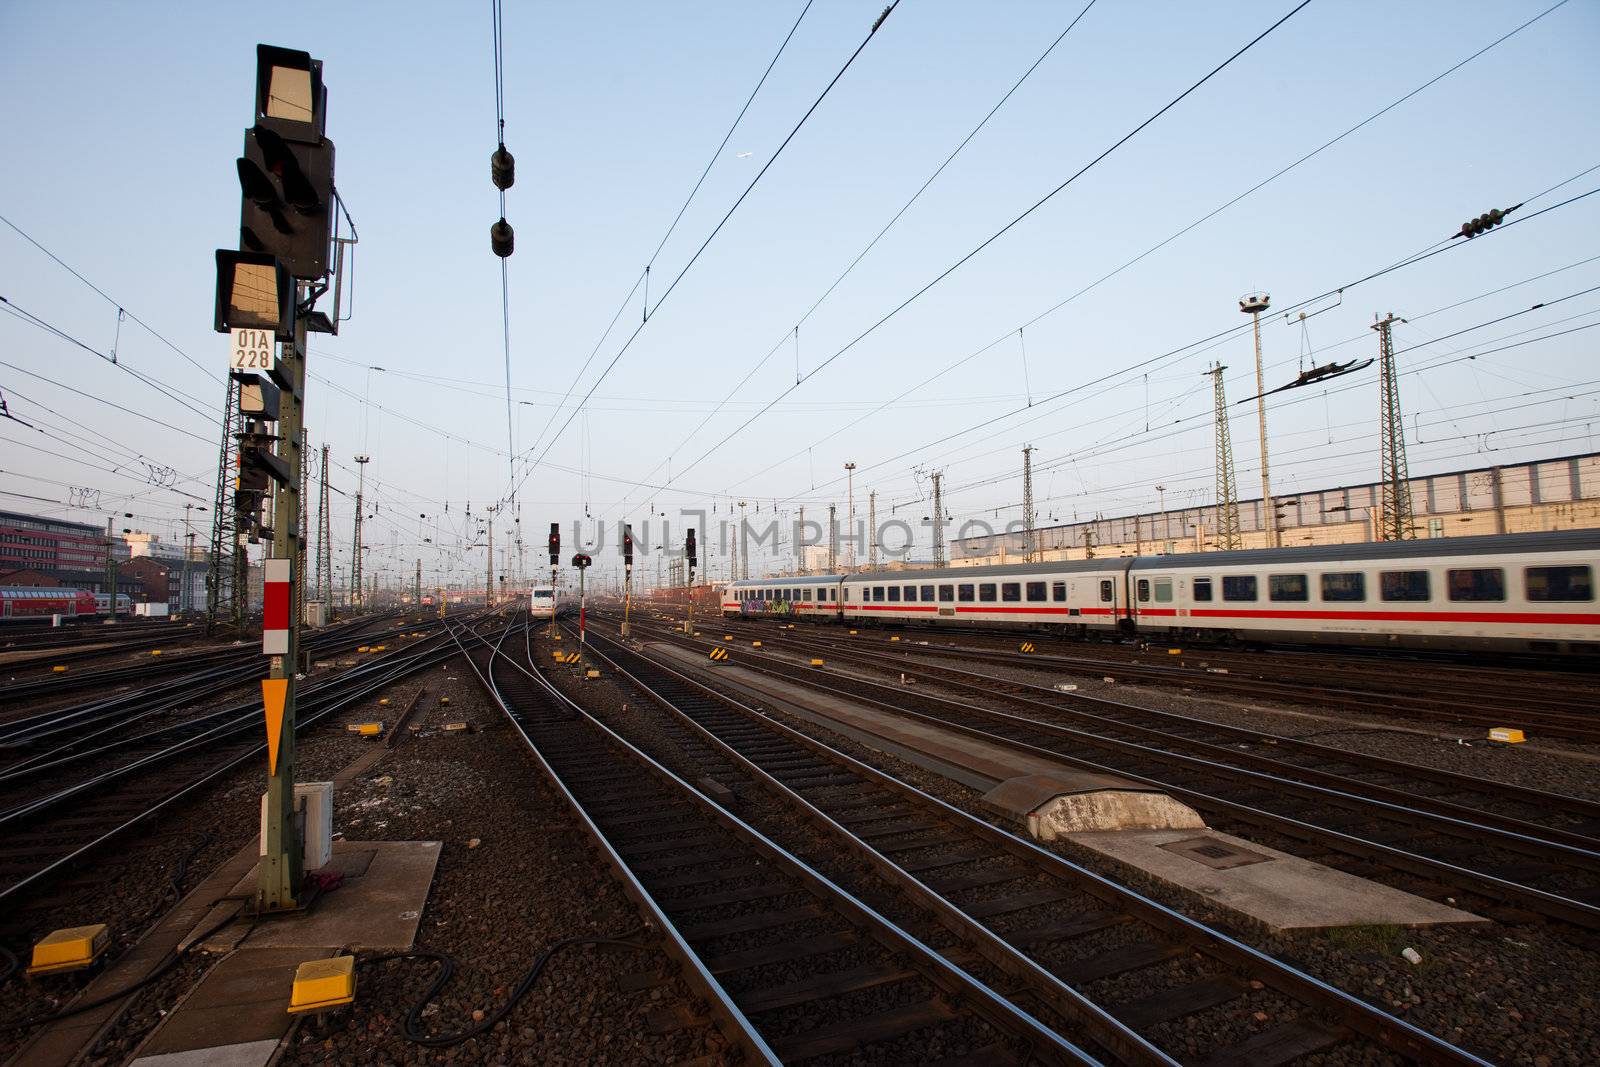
[724,530,1599,655]
[528,584,558,620]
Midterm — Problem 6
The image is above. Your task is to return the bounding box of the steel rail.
[451,620,1098,1066]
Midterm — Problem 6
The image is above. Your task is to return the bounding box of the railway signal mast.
[1374,312,1416,540]
[547,523,560,639]
[212,44,344,913]
[621,523,634,638]
[684,528,698,635]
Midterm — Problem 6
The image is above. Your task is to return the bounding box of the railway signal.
[684,529,697,635]
[622,523,634,639]
[235,46,335,279]
[571,552,591,653]
[547,523,560,638]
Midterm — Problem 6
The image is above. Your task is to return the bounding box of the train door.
[1132,573,1175,626]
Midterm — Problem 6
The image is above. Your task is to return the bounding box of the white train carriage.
[838,558,1129,635]
[1128,530,1598,653]
[722,574,846,620]
[723,530,1598,654]
[528,584,558,620]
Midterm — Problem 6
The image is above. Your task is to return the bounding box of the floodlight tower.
[843,463,857,569]
[1239,292,1276,547]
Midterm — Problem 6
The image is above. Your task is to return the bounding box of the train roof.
[1127,529,1600,570]
[844,558,1130,583]
[0,586,90,596]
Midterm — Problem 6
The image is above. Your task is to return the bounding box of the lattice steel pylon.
[1021,446,1037,563]
[351,455,369,607]
[827,504,838,573]
[314,445,332,605]
[1374,313,1416,540]
[205,376,245,634]
[1207,363,1242,551]
[930,471,945,566]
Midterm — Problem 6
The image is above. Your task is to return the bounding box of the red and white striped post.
[263,558,292,656]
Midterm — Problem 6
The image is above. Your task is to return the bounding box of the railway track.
[623,615,1600,932]
[0,619,477,912]
[554,617,1488,1065]
[752,621,1600,743]
[454,622,1094,1066]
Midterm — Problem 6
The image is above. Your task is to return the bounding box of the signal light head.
[214,250,294,340]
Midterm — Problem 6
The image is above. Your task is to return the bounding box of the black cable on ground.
[361,927,657,1048]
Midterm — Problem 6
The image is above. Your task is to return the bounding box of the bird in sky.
[735,151,753,158]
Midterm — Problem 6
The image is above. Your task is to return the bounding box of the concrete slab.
[648,642,1165,802]
[1067,828,1487,932]
[131,1038,283,1067]
[133,947,332,1059]
[983,772,1205,838]
[199,840,439,953]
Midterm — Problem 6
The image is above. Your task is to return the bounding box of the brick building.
[0,510,106,573]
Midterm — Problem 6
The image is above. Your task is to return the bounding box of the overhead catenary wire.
[672,0,1316,486]
[519,0,819,474]
[509,1,902,504]
[611,3,1579,516]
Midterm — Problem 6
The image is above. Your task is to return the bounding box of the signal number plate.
[230,328,275,373]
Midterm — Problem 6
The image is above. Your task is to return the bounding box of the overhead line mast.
[1208,363,1242,551]
[1374,312,1416,540]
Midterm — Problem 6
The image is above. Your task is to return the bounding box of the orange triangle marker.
[262,678,288,777]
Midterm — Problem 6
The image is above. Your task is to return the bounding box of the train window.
[920,585,936,601]
[1002,583,1021,602]
[1099,580,1114,602]
[1380,570,1430,602]
[802,589,812,602]
[887,586,901,602]
[940,585,955,602]
[1154,579,1173,603]
[1448,568,1505,602]
[1222,575,1258,601]
[1052,581,1066,602]
[1268,574,1308,602]
[1321,573,1365,602]
[872,586,885,602]
[958,584,974,602]
[1026,581,1047,601]
[903,585,917,602]
[828,588,837,602]
[1525,565,1593,602]
[1136,579,1150,602]
[979,584,997,602]
[1193,578,1213,602]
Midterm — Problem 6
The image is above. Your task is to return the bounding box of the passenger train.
[723,530,1598,654]
[528,584,558,620]
[1,587,105,621]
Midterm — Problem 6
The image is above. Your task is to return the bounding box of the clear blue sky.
[3,0,1597,590]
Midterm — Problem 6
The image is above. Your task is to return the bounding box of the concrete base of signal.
[653,642,1485,933]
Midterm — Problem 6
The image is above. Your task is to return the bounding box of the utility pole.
[352,455,368,608]
[797,505,806,575]
[181,503,203,615]
[1021,446,1037,563]
[1239,292,1276,547]
[314,444,331,608]
[738,501,748,580]
[930,471,945,566]
[1374,312,1416,540]
[827,504,838,573]
[868,491,878,569]
[844,462,857,570]
[414,558,421,607]
[1207,363,1242,551]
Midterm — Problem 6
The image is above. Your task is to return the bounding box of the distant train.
[528,584,558,620]
[1,587,100,621]
[725,530,1598,654]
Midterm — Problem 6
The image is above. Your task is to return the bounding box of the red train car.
[0,586,99,621]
